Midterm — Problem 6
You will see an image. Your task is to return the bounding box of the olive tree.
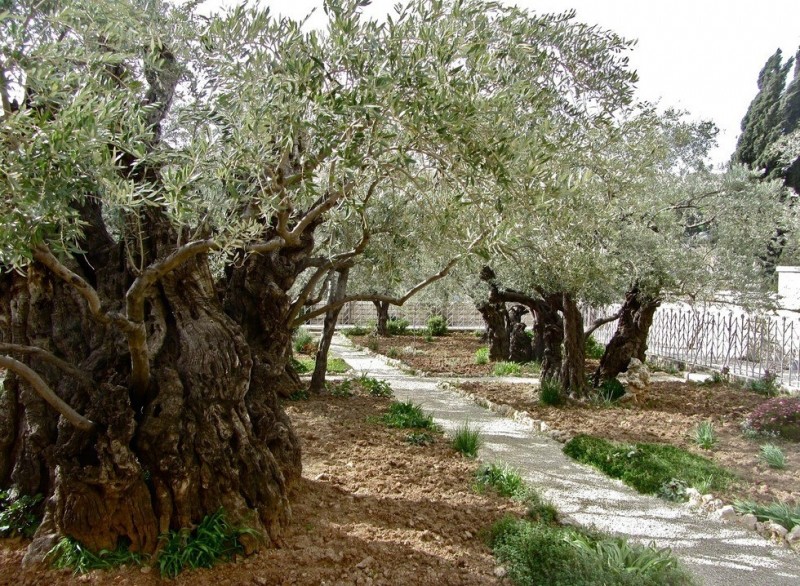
[0,0,641,560]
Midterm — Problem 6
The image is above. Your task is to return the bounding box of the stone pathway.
[330,334,800,586]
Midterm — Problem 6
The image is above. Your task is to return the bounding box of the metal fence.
[584,305,800,390]
[305,299,800,390]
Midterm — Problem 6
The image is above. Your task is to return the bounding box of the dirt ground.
[0,391,521,586]
[349,332,492,376]
[456,378,800,506]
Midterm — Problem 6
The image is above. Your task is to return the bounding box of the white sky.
[200,0,800,166]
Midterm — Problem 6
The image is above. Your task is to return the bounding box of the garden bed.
[0,389,519,585]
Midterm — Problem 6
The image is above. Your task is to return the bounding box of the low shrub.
[563,434,733,497]
[386,317,409,336]
[584,335,605,360]
[475,347,489,365]
[452,422,482,458]
[597,378,625,402]
[291,357,312,374]
[426,315,448,337]
[475,463,524,497]
[518,488,559,525]
[746,372,781,397]
[539,379,563,406]
[0,490,42,538]
[381,401,436,429]
[734,499,800,531]
[292,327,315,354]
[760,443,787,469]
[386,347,400,358]
[492,361,521,376]
[745,396,800,441]
[327,379,353,398]
[287,389,309,401]
[658,478,689,502]
[693,420,717,450]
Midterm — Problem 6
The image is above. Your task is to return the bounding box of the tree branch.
[0,355,95,431]
[0,343,94,388]
[583,308,623,337]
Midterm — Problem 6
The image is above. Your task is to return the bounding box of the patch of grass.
[156,509,257,578]
[693,420,717,450]
[563,434,734,497]
[326,379,353,398]
[291,357,312,374]
[381,401,436,429]
[596,378,625,403]
[475,347,489,365]
[287,389,309,401]
[451,422,482,458]
[355,375,393,397]
[538,379,563,406]
[47,538,143,574]
[584,335,605,360]
[0,490,42,538]
[760,443,787,469]
[488,516,695,586]
[292,327,314,354]
[326,358,350,373]
[475,462,524,497]
[342,325,370,337]
[733,499,800,531]
[386,346,400,359]
[426,315,448,336]
[405,431,435,446]
[517,488,559,525]
[492,361,521,376]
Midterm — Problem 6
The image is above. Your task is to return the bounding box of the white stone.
[714,505,737,522]
[540,422,550,432]
[786,525,800,543]
[493,566,508,578]
[739,513,759,531]
[357,556,375,569]
[766,521,789,538]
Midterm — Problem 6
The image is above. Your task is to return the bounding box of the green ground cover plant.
[493,361,521,376]
[452,422,483,457]
[563,435,733,497]
[292,328,315,354]
[381,401,437,429]
[475,347,489,365]
[0,490,42,538]
[584,335,606,360]
[355,375,393,397]
[387,317,410,335]
[294,357,351,374]
[746,372,781,397]
[47,538,143,574]
[474,463,525,497]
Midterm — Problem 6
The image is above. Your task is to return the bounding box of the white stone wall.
[777,266,800,311]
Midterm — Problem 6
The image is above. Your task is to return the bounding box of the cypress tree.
[781,49,800,135]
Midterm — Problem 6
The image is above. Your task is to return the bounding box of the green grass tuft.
[563,434,733,497]
[539,379,563,406]
[759,443,787,469]
[584,335,605,359]
[733,499,800,531]
[475,347,489,365]
[492,361,521,376]
[356,375,393,397]
[426,315,448,336]
[693,420,717,450]
[451,422,483,458]
[475,462,525,497]
[405,431,435,446]
[381,401,437,429]
[47,538,143,574]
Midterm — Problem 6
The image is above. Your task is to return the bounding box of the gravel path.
[331,334,800,586]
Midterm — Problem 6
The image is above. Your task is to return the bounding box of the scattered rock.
[766,521,788,539]
[252,577,269,586]
[714,505,737,522]
[493,566,507,578]
[786,525,800,544]
[356,556,374,569]
[622,358,650,402]
[739,513,759,531]
[140,566,152,574]
[314,472,330,481]
[701,494,714,504]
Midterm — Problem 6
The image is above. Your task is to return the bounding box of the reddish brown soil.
[0,392,520,586]
[457,379,800,506]
[350,332,495,376]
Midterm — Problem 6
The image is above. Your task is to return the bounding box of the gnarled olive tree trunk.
[310,268,350,394]
[593,287,660,386]
[557,292,588,397]
[373,300,391,336]
[0,212,303,563]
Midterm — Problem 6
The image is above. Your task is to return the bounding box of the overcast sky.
[200,0,800,166]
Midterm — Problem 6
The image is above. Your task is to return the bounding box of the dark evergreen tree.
[781,49,800,135]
